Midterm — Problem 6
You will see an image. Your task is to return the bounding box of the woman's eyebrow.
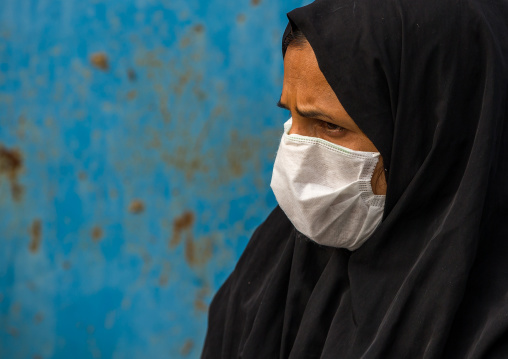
[277,99,334,122]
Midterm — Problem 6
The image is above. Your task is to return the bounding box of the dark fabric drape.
[202,0,508,357]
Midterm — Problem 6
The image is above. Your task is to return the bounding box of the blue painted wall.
[0,0,308,358]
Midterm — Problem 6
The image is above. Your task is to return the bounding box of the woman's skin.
[278,40,387,195]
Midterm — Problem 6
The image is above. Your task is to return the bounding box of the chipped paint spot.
[161,150,207,180]
[185,236,213,267]
[0,144,24,201]
[180,339,194,356]
[251,0,261,5]
[127,68,137,81]
[29,219,42,253]
[62,261,71,270]
[193,24,204,33]
[8,327,19,337]
[90,52,109,71]
[128,200,145,214]
[91,226,103,242]
[170,211,194,248]
[185,236,196,264]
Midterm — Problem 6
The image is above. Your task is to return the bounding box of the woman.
[203,0,508,357]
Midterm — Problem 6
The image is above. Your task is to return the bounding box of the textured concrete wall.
[0,0,307,358]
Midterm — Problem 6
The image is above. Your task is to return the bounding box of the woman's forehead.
[282,44,338,107]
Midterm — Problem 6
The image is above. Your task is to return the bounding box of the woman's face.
[279,41,387,195]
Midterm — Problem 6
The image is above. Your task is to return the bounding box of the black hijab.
[202,0,508,357]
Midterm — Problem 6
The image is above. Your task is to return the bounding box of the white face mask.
[270,118,385,250]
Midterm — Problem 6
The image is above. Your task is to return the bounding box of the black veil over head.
[203,0,508,357]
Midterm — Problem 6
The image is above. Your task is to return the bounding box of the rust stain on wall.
[226,130,259,178]
[128,199,145,214]
[251,0,261,5]
[0,144,24,201]
[170,211,194,248]
[90,52,109,71]
[135,51,164,68]
[29,219,42,253]
[195,286,210,312]
[91,226,103,242]
[161,150,208,180]
[180,339,194,356]
[185,236,213,267]
[184,237,196,265]
[193,24,204,33]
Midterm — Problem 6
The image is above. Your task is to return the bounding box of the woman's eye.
[322,121,345,132]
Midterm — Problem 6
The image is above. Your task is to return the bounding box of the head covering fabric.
[202,0,508,357]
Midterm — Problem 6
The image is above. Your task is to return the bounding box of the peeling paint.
[128,200,145,214]
[0,144,23,201]
[91,226,103,242]
[193,24,204,33]
[90,52,109,71]
[29,220,42,253]
[170,211,194,248]
[185,236,213,268]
